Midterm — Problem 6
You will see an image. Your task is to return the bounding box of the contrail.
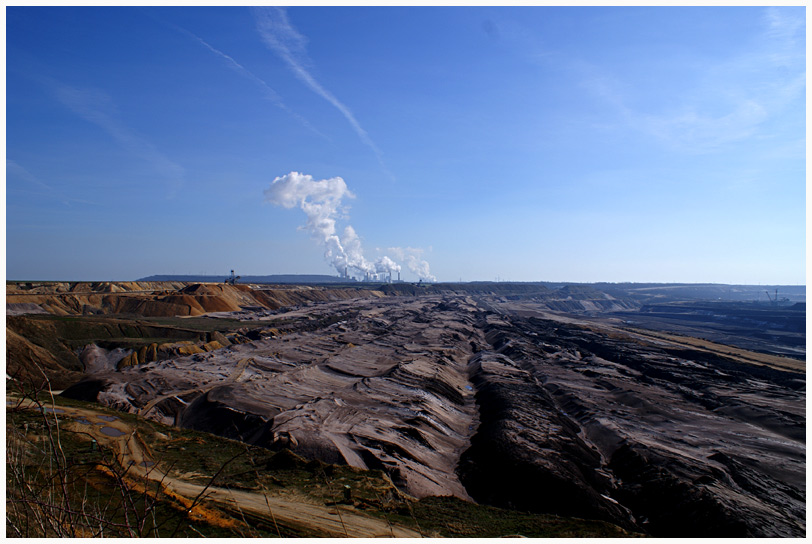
[53,83,185,198]
[7,159,98,206]
[161,19,327,139]
[253,7,394,180]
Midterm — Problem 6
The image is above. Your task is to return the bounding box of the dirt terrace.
[62,293,806,537]
[66,295,485,500]
[460,301,804,537]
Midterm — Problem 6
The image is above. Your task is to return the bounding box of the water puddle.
[97,415,119,422]
[140,461,155,467]
[43,407,65,414]
[99,426,126,437]
[74,418,92,425]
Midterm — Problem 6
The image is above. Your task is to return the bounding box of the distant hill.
[138,274,352,284]
[589,283,806,303]
[135,276,805,303]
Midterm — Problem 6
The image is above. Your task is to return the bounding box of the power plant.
[338,268,404,283]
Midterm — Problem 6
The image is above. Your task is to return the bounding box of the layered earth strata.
[6,281,387,317]
[59,293,806,537]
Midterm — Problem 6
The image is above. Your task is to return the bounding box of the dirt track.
[11,397,422,538]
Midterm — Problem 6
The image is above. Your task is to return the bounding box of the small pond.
[99,426,126,437]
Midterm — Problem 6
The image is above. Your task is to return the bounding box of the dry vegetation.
[7,280,804,538]
[6,371,634,538]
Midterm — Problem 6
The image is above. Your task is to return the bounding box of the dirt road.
[12,397,422,538]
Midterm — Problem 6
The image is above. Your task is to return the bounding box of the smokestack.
[398,271,401,282]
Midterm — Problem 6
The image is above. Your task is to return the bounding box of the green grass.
[7,399,294,537]
[7,313,275,372]
[7,410,241,537]
[8,393,638,538]
[130,315,261,332]
[407,495,638,537]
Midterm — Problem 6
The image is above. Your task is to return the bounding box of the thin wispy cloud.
[53,83,185,196]
[164,20,326,139]
[7,159,97,206]
[482,16,556,65]
[580,7,804,154]
[765,7,804,50]
[253,7,393,179]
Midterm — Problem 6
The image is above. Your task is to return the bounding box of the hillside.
[138,274,352,284]
[7,386,634,537]
[7,281,386,318]
[7,280,805,537]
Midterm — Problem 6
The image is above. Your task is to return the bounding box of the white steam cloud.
[264,172,433,281]
[387,246,437,283]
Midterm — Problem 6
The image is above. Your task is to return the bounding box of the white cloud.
[264,172,431,279]
[264,171,363,275]
[387,246,436,282]
[765,7,805,49]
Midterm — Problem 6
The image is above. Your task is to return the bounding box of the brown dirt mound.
[6,329,83,390]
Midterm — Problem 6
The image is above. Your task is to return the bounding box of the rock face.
[58,294,805,537]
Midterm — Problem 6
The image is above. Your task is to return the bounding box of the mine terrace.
[7,280,805,537]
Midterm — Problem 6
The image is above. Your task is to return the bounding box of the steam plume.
[388,246,436,282]
[264,172,431,281]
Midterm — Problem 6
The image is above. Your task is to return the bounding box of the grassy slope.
[7,392,636,538]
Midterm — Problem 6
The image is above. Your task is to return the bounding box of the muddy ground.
[58,291,805,537]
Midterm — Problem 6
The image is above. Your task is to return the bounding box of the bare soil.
[59,293,805,537]
[9,281,804,537]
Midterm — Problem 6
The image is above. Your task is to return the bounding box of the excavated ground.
[64,296,486,500]
[58,293,805,537]
[460,299,804,537]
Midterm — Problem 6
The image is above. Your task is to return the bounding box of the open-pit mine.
[6,280,805,537]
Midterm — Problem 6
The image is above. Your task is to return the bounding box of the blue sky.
[6,6,806,283]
